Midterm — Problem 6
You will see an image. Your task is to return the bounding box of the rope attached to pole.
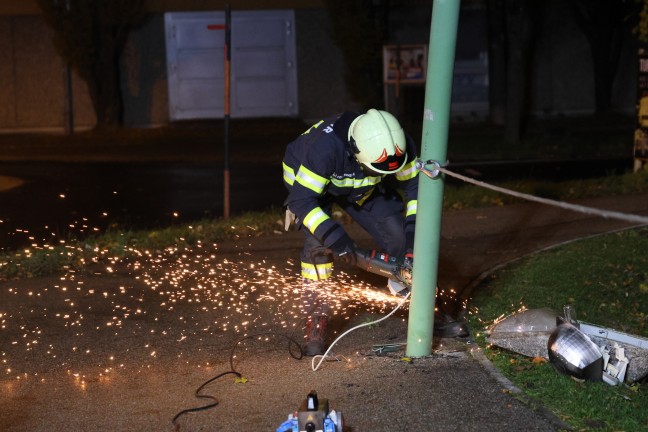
[416,159,648,226]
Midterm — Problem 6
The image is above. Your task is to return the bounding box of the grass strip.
[469,227,648,431]
[0,209,284,280]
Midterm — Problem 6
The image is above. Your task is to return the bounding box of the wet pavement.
[0,162,283,249]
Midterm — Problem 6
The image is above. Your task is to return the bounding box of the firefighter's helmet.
[348,109,407,174]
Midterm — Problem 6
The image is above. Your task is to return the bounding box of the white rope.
[425,164,648,225]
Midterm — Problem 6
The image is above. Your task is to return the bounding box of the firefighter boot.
[303,315,328,356]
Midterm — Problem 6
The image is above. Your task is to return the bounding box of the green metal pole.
[406,0,461,357]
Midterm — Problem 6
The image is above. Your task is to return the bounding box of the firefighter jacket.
[282,111,419,249]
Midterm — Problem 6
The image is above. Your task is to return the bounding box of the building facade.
[0,0,637,132]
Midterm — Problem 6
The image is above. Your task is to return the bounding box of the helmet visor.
[367,151,408,174]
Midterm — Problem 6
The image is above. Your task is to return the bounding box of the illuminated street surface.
[0,240,408,381]
[0,224,495,432]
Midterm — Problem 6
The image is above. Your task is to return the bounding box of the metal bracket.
[415,159,446,179]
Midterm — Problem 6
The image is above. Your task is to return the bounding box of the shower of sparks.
[0,227,413,384]
[482,303,529,334]
[465,300,530,348]
[0,197,470,385]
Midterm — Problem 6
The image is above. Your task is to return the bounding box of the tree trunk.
[93,30,123,129]
[487,0,507,126]
[324,0,387,110]
[569,0,629,114]
[36,0,145,131]
[504,0,538,144]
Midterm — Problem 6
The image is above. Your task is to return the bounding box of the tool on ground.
[276,391,343,432]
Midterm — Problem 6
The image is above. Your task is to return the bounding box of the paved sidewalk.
[1,190,646,431]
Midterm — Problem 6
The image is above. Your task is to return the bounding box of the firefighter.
[282,109,418,356]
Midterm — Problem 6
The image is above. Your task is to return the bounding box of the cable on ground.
[311,291,411,371]
[171,332,303,430]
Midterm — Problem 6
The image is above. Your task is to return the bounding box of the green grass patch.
[469,228,648,431]
[0,208,285,280]
[94,208,285,255]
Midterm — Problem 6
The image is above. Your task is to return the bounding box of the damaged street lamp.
[487,307,648,385]
[548,317,604,382]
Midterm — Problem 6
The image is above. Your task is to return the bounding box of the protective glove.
[329,234,357,266]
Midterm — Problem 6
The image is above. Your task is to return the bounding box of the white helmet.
[348,109,407,174]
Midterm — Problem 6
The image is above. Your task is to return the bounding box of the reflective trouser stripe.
[301,262,333,280]
[406,200,417,217]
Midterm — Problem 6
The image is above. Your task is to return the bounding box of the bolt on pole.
[406,0,461,357]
